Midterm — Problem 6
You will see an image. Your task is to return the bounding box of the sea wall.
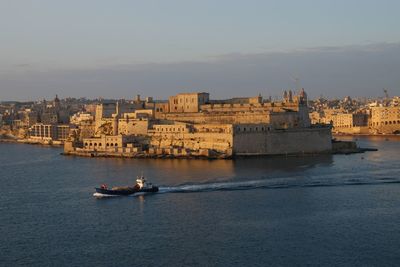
[233,127,332,155]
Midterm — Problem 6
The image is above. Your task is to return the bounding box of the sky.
[0,0,399,101]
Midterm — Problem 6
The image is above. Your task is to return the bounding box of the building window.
[106,143,109,146]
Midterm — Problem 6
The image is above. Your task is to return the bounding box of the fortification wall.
[332,126,369,134]
[233,127,332,155]
[150,131,233,153]
[118,119,151,135]
[161,112,271,124]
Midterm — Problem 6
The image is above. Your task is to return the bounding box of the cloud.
[14,63,31,68]
[1,43,399,101]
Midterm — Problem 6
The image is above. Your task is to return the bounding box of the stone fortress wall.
[233,125,332,155]
[66,89,333,158]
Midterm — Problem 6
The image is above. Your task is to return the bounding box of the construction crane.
[383,88,389,99]
[383,88,390,106]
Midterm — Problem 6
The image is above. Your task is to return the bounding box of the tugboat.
[94,175,159,197]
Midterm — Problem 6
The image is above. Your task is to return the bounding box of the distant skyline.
[1,0,400,100]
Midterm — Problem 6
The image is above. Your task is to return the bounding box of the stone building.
[29,123,72,141]
[94,101,150,136]
[168,92,210,113]
[117,110,155,136]
[160,90,310,128]
[312,108,369,134]
[369,106,400,134]
[329,113,368,133]
[79,134,142,153]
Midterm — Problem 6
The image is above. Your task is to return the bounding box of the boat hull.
[95,186,159,196]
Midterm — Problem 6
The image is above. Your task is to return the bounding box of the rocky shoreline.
[61,150,232,160]
[1,137,378,159]
[62,141,376,160]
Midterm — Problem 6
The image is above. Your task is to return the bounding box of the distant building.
[29,123,72,141]
[70,112,94,125]
[168,92,210,113]
[369,106,400,134]
[82,135,137,152]
[30,124,58,141]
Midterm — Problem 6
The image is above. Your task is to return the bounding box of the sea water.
[1,137,400,266]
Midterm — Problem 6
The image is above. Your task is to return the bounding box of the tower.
[53,95,60,111]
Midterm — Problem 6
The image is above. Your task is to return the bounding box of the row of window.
[172,98,196,104]
[156,127,185,132]
[236,126,270,132]
[85,142,119,147]
[370,120,400,126]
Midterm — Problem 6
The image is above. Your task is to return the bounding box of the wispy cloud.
[1,43,399,101]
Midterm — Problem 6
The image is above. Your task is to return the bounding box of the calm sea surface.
[1,136,400,266]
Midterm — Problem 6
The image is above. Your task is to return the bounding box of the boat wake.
[93,192,120,198]
[157,176,400,194]
[93,172,400,197]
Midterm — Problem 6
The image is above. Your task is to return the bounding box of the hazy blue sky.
[0,0,399,100]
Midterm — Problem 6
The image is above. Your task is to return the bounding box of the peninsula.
[2,89,391,159]
[62,89,335,159]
